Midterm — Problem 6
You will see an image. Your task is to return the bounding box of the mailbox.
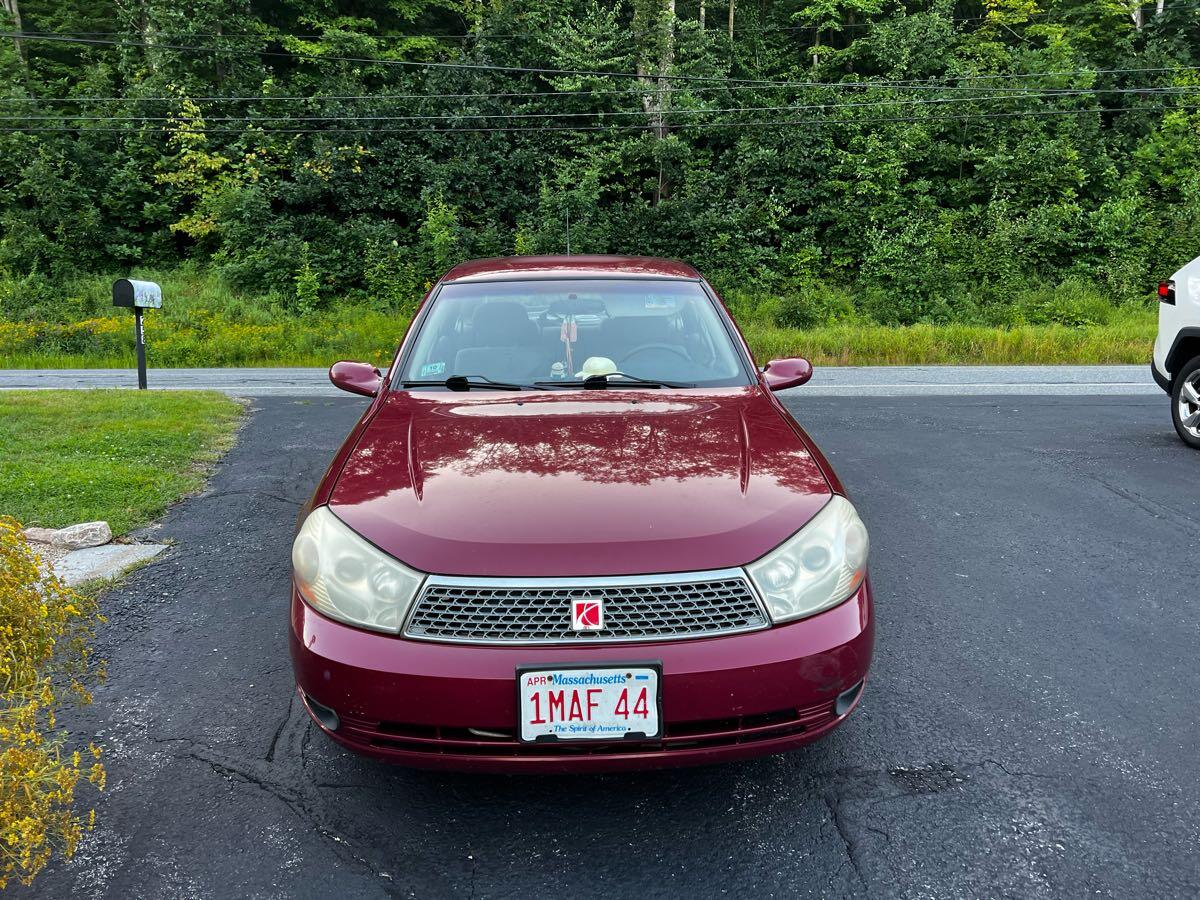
[112,278,162,389]
[112,279,163,309]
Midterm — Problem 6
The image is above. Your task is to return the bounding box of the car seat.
[453,301,543,381]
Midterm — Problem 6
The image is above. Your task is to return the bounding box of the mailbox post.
[112,279,162,389]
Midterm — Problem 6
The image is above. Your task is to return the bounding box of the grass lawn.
[0,390,244,535]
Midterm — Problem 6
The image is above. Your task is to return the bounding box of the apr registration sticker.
[517,664,662,743]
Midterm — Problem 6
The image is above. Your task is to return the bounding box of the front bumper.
[1152,359,1172,393]
[290,580,874,773]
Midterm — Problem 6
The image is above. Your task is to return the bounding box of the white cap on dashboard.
[575,357,618,379]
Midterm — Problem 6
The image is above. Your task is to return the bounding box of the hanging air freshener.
[560,315,577,376]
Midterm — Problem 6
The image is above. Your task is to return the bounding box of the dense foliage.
[0,0,1198,330]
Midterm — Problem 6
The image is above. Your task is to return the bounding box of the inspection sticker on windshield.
[419,361,446,377]
[517,664,662,743]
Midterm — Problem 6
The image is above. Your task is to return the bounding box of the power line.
[0,104,1189,135]
[0,31,794,86]
[1,84,1046,105]
[0,87,687,104]
[0,29,485,40]
[720,0,1200,32]
[0,83,1134,104]
[13,3,1200,41]
[4,31,1198,90]
[3,75,1198,106]
[4,87,1198,124]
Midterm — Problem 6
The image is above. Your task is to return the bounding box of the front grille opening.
[405,573,767,644]
[668,707,800,739]
[350,701,838,757]
[376,720,439,739]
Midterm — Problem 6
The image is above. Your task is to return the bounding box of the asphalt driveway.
[19,392,1200,899]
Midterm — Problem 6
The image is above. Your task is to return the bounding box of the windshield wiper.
[536,372,695,389]
[401,375,545,392]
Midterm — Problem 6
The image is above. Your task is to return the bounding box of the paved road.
[0,364,1161,395]
[19,393,1199,899]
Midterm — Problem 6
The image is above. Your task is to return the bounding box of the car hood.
[328,387,832,577]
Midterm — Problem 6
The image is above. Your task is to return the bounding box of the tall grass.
[741,311,1156,366]
[0,268,1158,368]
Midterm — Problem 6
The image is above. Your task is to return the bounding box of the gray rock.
[23,526,59,544]
[54,543,167,586]
[51,521,112,549]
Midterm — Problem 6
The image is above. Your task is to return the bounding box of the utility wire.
[710,1,1200,32]
[0,32,811,85]
[0,86,749,104]
[4,87,1198,124]
[1,85,1078,104]
[14,4,1200,41]
[4,32,1199,89]
[3,76,1198,105]
[0,104,1190,135]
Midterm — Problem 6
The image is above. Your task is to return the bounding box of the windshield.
[398,279,750,388]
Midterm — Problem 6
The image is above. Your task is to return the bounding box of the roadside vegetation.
[0,269,1159,368]
[0,390,244,534]
[0,518,105,889]
[0,1,1196,369]
[741,310,1157,366]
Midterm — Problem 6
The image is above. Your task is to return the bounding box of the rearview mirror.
[762,357,813,392]
[329,361,383,397]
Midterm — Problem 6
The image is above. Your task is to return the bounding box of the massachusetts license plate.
[517,664,662,743]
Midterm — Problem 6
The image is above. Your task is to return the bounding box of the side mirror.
[762,357,813,392]
[329,361,383,397]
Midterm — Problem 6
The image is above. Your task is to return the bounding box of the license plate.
[517,664,662,743]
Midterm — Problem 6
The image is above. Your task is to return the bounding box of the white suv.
[1152,256,1200,449]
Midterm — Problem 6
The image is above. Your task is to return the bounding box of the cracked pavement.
[18,393,1200,899]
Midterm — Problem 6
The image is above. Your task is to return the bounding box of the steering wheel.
[619,344,691,368]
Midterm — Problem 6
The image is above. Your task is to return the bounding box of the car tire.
[1171,355,1200,449]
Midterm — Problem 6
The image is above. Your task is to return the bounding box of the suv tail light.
[1158,281,1176,304]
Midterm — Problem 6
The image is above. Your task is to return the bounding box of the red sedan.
[290,255,873,772]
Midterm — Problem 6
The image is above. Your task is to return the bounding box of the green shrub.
[0,517,105,889]
[774,282,858,329]
[293,244,322,316]
[419,190,465,277]
[1010,279,1119,327]
[858,219,954,325]
[0,273,60,322]
[364,238,423,316]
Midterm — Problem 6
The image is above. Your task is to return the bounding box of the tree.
[791,0,886,67]
[633,0,677,201]
[0,0,25,70]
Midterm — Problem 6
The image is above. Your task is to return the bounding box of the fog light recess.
[303,693,341,732]
[835,680,865,717]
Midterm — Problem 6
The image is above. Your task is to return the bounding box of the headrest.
[472,302,535,345]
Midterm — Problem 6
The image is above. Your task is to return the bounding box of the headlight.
[746,496,869,623]
[291,506,424,633]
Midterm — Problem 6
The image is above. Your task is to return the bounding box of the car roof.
[440,255,702,283]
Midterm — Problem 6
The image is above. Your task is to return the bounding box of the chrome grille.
[404,570,767,644]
